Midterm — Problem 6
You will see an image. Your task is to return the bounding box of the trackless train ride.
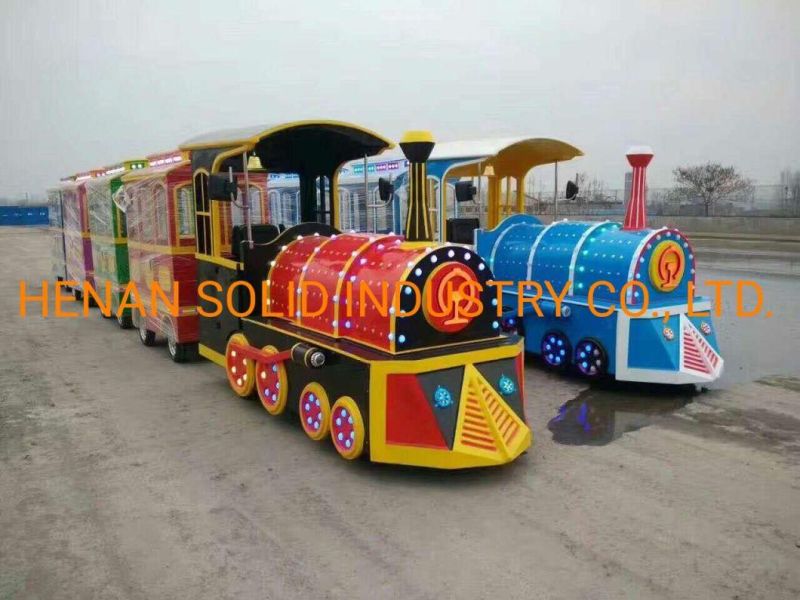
[475,147,723,384]
[47,120,723,469]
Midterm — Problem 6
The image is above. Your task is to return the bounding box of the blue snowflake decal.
[498,374,516,395]
[433,385,453,409]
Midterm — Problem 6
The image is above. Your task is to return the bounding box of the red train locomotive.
[179,122,532,468]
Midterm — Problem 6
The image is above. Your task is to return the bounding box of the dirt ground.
[1,227,798,600]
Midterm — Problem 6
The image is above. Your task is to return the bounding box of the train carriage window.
[176,184,195,238]
[231,184,265,227]
[249,184,264,224]
[142,183,156,243]
[88,186,111,237]
[155,184,169,245]
[134,188,145,241]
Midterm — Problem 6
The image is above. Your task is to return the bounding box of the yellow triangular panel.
[453,364,529,462]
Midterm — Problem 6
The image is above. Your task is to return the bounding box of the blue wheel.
[575,338,607,378]
[540,331,571,369]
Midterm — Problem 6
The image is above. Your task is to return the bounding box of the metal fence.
[452,184,800,220]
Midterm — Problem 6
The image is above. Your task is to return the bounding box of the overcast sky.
[1,0,797,198]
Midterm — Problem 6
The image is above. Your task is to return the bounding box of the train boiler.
[181,122,531,469]
[475,147,723,385]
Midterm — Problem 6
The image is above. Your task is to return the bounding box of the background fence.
[0,205,48,226]
[455,184,800,221]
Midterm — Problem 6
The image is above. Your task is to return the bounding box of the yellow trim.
[210,145,250,175]
[400,130,434,144]
[128,240,195,255]
[196,253,241,270]
[64,229,92,239]
[330,396,365,460]
[451,364,530,462]
[299,382,331,441]
[211,200,224,257]
[199,343,226,367]
[193,168,212,256]
[90,233,127,245]
[180,119,395,152]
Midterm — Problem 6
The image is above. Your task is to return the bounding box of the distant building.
[623,171,632,205]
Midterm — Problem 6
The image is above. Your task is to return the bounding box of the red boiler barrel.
[266,232,499,353]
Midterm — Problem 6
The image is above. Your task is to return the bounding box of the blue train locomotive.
[475,147,723,385]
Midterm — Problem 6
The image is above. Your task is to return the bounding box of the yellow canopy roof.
[443,137,583,179]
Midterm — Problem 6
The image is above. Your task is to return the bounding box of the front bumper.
[368,340,532,469]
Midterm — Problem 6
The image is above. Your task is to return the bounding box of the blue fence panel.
[0,205,49,226]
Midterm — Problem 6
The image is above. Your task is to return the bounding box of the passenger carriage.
[86,159,147,326]
[62,170,104,300]
[118,150,269,361]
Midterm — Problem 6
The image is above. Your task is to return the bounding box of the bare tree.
[673,163,752,216]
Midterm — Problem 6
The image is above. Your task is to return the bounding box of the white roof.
[180,125,273,149]
[344,135,583,168]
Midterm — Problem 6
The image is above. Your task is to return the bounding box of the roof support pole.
[241,152,253,249]
[554,161,559,220]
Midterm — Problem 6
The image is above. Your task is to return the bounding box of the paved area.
[1,227,799,600]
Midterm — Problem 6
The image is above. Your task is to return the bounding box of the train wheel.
[541,331,570,369]
[298,383,330,441]
[137,317,156,346]
[330,397,365,460]
[256,346,288,415]
[116,309,133,329]
[575,338,608,378]
[168,336,195,363]
[225,333,256,397]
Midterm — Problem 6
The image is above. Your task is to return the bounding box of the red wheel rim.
[332,406,356,452]
[225,334,254,396]
[256,346,287,415]
[299,383,329,440]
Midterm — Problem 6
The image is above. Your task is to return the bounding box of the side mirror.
[208,173,238,201]
[566,180,579,200]
[455,180,477,202]
[378,177,394,201]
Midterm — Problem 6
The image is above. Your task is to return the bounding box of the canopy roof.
[343,136,583,180]
[180,120,394,175]
[436,137,583,179]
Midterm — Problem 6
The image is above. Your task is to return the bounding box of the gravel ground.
[1,227,798,600]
